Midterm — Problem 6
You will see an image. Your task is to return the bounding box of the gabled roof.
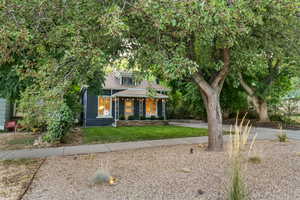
[111,89,168,98]
[103,73,169,91]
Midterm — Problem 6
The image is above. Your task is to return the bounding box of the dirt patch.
[0,133,39,150]
[23,140,300,200]
[0,159,43,200]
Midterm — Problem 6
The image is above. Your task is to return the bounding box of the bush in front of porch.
[82,125,208,144]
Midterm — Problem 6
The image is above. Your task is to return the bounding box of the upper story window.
[121,76,134,86]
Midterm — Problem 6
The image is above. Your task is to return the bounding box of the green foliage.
[167,79,248,120]
[127,115,135,120]
[229,163,248,200]
[270,114,298,125]
[43,103,74,143]
[140,116,146,120]
[119,115,125,120]
[233,1,300,106]
[167,81,206,119]
[0,0,128,133]
[150,115,157,120]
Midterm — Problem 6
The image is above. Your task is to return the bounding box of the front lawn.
[82,125,208,144]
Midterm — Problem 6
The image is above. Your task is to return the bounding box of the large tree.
[0,0,125,133]
[234,3,300,122]
[120,0,299,150]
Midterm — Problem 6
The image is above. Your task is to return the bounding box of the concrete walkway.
[169,122,300,140]
[0,136,212,160]
[0,122,299,160]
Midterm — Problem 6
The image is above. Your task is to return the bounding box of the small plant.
[140,116,146,120]
[119,115,125,120]
[91,169,117,185]
[158,116,164,120]
[150,115,157,120]
[277,133,288,142]
[228,114,257,200]
[248,156,261,164]
[277,124,288,142]
[128,115,135,120]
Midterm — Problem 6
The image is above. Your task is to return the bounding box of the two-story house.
[82,72,168,126]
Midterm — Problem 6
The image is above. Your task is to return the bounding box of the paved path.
[0,136,214,160]
[0,123,298,160]
[169,122,300,140]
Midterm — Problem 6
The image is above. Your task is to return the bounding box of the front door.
[124,99,134,119]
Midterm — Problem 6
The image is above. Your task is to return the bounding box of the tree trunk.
[200,90,223,151]
[238,72,270,122]
[251,96,270,122]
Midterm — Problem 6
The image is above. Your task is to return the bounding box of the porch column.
[162,99,166,120]
[139,98,143,119]
[116,97,119,120]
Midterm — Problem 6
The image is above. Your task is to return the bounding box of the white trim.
[97,95,112,118]
[96,116,113,118]
[103,87,170,92]
[111,94,168,98]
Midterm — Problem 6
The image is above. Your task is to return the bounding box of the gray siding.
[85,89,114,126]
[157,100,162,117]
[0,98,10,130]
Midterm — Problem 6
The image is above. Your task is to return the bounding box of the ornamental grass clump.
[91,170,117,185]
[228,115,257,200]
[277,125,288,142]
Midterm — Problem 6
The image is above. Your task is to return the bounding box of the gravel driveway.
[23,140,300,200]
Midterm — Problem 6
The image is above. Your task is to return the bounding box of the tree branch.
[238,72,255,96]
[211,48,230,89]
[193,71,212,95]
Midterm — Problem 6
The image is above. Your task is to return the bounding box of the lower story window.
[98,96,111,117]
[146,98,157,117]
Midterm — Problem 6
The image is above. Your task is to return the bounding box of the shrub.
[43,103,74,143]
[150,115,157,120]
[128,115,135,120]
[140,116,146,120]
[119,115,125,120]
[158,116,164,120]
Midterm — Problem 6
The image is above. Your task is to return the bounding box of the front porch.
[111,89,167,124]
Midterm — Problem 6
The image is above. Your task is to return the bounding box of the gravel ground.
[23,140,300,200]
[0,159,42,200]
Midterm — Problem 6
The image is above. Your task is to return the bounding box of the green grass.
[7,136,35,146]
[82,125,208,144]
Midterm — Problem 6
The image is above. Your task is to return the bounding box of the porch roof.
[111,89,168,98]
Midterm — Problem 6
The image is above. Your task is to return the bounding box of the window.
[122,77,133,85]
[125,99,134,118]
[146,98,157,116]
[98,96,111,117]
